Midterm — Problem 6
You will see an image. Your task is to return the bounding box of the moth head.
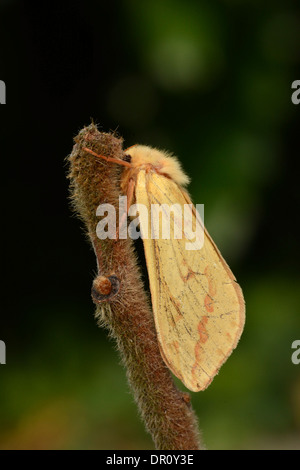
[122,153,132,163]
[124,144,190,186]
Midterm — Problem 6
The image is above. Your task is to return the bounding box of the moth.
[84,144,245,392]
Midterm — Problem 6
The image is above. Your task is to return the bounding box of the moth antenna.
[125,144,138,152]
[83,147,132,168]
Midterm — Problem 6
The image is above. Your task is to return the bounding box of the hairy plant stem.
[67,124,203,450]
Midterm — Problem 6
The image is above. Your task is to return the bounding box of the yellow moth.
[84,144,245,392]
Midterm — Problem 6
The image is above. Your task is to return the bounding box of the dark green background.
[0,0,299,449]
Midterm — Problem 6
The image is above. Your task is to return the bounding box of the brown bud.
[91,274,120,303]
[94,276,112,295]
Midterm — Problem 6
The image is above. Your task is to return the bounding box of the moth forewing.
[134,167,245,392]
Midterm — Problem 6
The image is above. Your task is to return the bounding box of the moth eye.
[123,154,132,163]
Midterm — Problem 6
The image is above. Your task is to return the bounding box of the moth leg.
[126,177,136,211]
[116,178,136,240]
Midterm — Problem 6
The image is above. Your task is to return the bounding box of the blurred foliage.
[0,0,299,449]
